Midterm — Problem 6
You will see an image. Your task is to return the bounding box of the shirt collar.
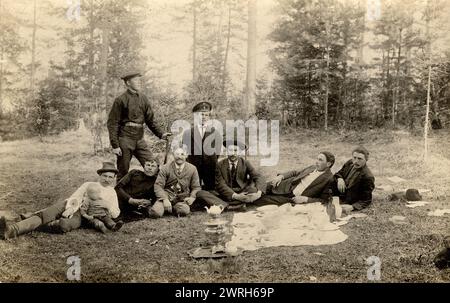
[127,88,139,96]
[175,163,185,171]
[229,159,238,168]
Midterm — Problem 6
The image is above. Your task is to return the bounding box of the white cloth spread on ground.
[226,203,348,251]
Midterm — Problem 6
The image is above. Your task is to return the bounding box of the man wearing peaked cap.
[107,69,171,181]
[181,101,222,191]
[192,101,212,112]
[0,162,120,240]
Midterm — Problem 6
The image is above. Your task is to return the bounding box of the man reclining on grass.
[332,146,375,213]
[0,162,120,240]
[252,152,335,207]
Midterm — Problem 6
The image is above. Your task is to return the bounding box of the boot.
[93,220,109,233]
[1,215,43,240]
[111,220,123,232]
[0,216,18,240]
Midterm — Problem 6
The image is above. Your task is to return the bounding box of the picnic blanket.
[226,203,348,251]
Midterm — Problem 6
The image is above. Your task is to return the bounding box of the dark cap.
[405,189,422,201]
[223,139,247,150]
[120,71,142,81]
[97,162,119,175]
[192,101,212,112]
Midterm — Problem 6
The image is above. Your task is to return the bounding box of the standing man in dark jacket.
[107,70,171,180]
[333,146,375,212]
[253,152,335,206]
[181,101,222,191]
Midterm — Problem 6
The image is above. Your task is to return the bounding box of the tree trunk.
[30,0,37,101]
[222,5,231,96]
[245,0,257,118]
[385,48,391,120]
[393,28,402,127]
[89,0,95,112]
[0,0,3,116]
[192,1,197,82]
[100,25,109,116]
[424,0,432,161]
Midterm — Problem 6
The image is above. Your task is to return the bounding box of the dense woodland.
[0,0,449,143]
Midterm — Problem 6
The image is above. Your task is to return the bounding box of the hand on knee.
[148,202,165,218]
[174,203,190,217]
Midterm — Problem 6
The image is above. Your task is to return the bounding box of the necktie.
[177,167,182,175]
[230,162,236,185]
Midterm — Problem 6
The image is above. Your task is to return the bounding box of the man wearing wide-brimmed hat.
[0,162,120,240]
[195,139,265,210]
[107,70,171,181]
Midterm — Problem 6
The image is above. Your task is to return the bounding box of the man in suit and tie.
[253,152,336,206]
[333,146,375,212]
[195,139,266,210]
[181,101,222,191]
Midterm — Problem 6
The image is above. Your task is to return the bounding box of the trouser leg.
[194,190,228,209]
[117,137,135,181]
[134,139,154,168]
[253,194,293,207]
[11,200,67,236]
[99,215,116,229]
[9,215,43,237]
[57,211,82,233]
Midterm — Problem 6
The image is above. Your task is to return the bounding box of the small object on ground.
[313,252,324,256]
[150,240,158,246]
[418,189,431,194]
[309,276,317,281]
[405,189,422,201]
[387,176,406,183]
[135,239,140,243]
[188,247,239,259]
[427,209,450,217]
[389,188,422,202]
[389,215,407,224]
[406,201,430,208]
[376,185,394,192]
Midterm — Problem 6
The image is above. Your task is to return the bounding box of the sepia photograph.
[0,0,449,286]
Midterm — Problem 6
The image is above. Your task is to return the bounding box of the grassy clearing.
[0,129,449,282]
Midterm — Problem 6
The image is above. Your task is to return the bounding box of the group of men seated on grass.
[0,141,375,240]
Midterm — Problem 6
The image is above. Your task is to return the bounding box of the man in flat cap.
[196,139,265,210]
[181,101,222,191]
[107,70,171,181]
